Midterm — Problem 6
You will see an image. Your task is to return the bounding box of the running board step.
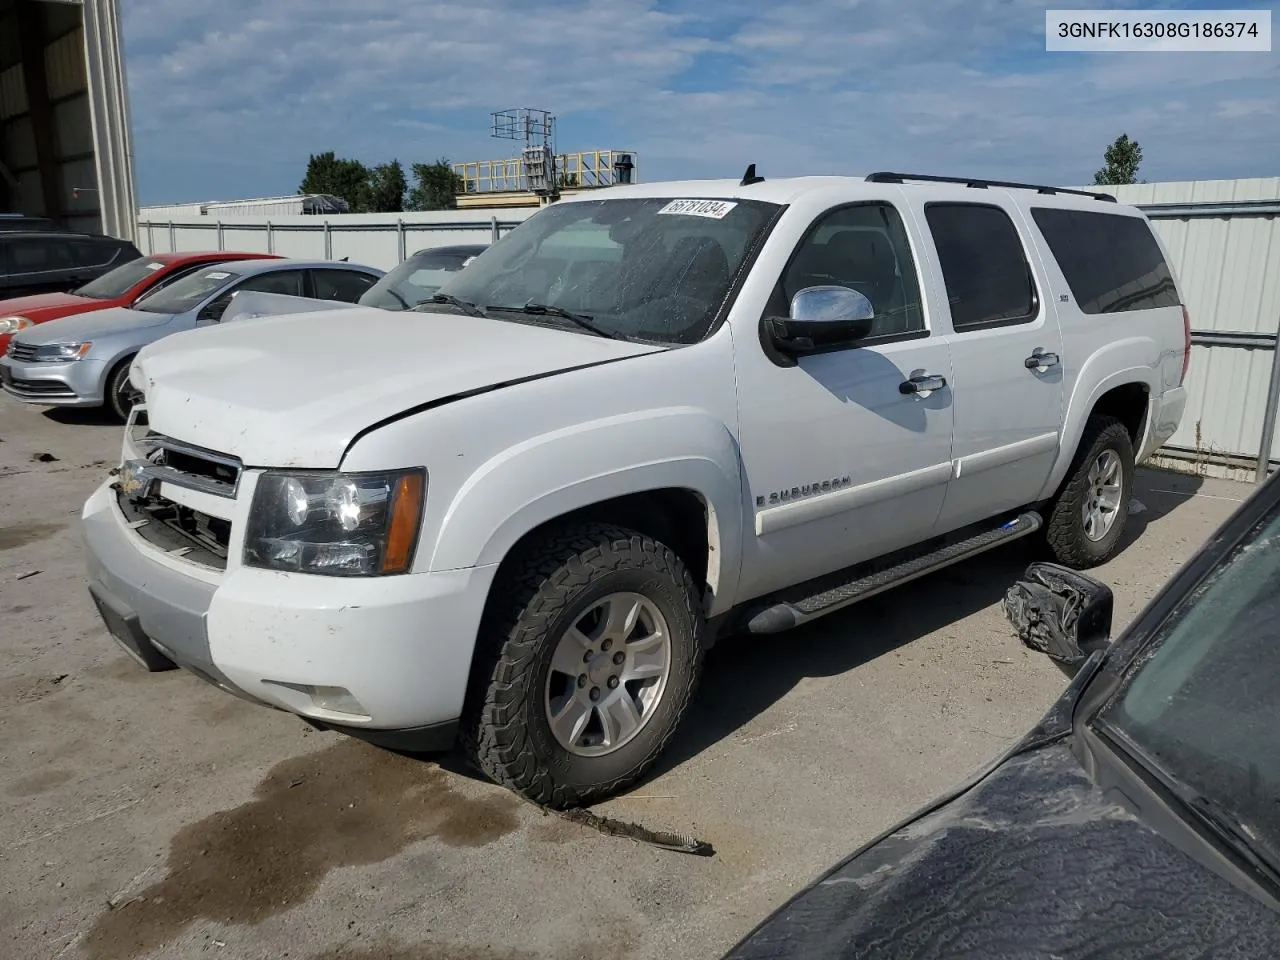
[746,511,1043,635]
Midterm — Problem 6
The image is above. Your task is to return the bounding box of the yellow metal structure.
[452,149,638,197]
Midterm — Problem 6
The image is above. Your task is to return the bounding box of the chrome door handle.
[899,374,947,395]
[1025,351,1060,369]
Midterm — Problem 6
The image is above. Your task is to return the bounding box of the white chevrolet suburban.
[82,170,1189,808]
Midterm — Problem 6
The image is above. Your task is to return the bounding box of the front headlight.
[0,315,32,336]
[33,341,93,362]
[244,469,426,577]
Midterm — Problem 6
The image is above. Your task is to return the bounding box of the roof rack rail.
[865,171,1117,202]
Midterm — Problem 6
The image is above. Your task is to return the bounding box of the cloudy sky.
[120,0,1279,204]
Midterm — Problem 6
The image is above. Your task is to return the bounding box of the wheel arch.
[1039,352,1156,503]
[427,410,746,616]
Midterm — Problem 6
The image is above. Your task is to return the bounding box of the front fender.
[1038,338,1159,501]
[428,407,745,615]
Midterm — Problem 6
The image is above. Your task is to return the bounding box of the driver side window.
[773,203,925,340]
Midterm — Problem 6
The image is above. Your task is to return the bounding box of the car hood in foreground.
[16,306,173,345]
[133,307,666,468]
[723,740,1280,960]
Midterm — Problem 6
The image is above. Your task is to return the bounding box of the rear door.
[911,197,1065,534]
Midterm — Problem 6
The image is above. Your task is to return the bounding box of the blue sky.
[121,0,1279,205]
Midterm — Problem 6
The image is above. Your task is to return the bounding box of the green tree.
[407,158,464,211]
[300,151,370,211]
[364,159,407,213]
[1093,134,1143,186]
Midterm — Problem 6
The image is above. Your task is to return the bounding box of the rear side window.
[312,269,377,303]
[8,237,74,272]
[72,239,116,269]
[924,203,1037,331]
[236,269,305,297]
[1031,208,1179,314]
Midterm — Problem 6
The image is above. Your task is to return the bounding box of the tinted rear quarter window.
[924,203,1037,330]
[312,269,378,302]
[8,236,74,272]
[1031,208,1179,314]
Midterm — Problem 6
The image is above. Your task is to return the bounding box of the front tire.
[462,523,705,809]
[106,356,141,423]
[1045,416,1135,569]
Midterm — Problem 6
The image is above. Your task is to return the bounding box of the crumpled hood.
[0,291,104,320]
[723,741,1280,959]
[134,307,666,468]
[18,306,173,344]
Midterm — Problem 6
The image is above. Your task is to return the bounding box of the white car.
[82,170,1189,808]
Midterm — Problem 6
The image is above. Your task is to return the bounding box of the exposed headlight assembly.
[0,315,32,336]
[244,469,425,576]
[33,341,93,362]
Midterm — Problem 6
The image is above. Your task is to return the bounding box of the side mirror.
[762,285,875,355]
[1003,562,1113,674]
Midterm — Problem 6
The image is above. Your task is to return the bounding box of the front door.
[733,198,955,601]
[910,198,1065,534]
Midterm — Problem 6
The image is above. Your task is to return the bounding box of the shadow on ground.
[42,406,123,427]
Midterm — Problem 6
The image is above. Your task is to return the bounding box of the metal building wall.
[0,0,134,239]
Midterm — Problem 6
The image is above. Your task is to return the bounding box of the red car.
[0,251,280,354]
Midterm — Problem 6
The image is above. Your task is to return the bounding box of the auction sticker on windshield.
[204,272,232,280]
[146,262,164,271]
[657,199,738,219]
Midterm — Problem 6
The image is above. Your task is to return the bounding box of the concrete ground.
[0,394,1251,960]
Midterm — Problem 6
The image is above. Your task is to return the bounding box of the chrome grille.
[9,341,39,361]
[128,431,243,499]
[117,424,241,571]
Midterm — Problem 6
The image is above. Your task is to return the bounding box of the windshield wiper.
[1181,791,1280,893]
[489,302,625,340]
[415,293,487,318]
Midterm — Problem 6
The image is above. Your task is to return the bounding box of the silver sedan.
[0,257,383,421]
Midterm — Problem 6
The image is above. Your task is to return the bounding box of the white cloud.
[120,0,1280,202]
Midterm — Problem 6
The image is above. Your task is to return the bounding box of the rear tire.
[1045,416,1135,569]
[461,523,706,809]
[106,356,140,423]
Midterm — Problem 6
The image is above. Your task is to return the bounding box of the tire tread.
[1045,415,1134,569]
[461,522,704,809]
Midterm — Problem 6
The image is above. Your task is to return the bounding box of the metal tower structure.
[491,108,556,195]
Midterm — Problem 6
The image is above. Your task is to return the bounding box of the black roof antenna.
[740,163,765,186]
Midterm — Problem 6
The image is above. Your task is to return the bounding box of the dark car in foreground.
[724,475,1280,959]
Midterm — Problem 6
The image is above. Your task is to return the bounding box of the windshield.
[1096,505,1280,865]
[73,257,168,300]
[359,250,480,310]
[134,267,241,314]
[434,196,780,344]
